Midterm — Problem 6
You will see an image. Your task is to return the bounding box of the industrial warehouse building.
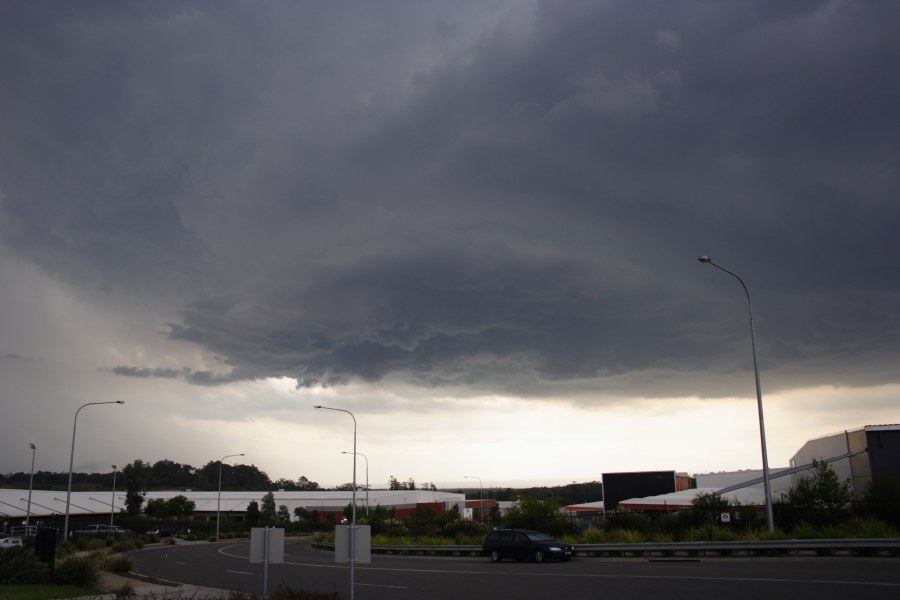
[0,488,475,533]
[4,424,898,529]
[571,424,900,513]
[790,424,900,497]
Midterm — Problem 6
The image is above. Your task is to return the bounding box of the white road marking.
[216,542,900,589]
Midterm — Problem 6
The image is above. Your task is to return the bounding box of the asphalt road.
[130,538,900,600]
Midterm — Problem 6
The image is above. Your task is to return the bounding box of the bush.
[105,555,135,573]
[112,581,137,598]
[227,584,344,599]
[605,528,646,543]
[0,547,52,584]
[112,538,144,553]
[54,555,101,588]
[840,516,898,539]
[579,527,606,544]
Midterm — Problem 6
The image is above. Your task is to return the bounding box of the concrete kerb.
[70,538,233,600]
[95,570,229,599]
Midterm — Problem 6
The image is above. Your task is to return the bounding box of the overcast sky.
[1,1,898,490]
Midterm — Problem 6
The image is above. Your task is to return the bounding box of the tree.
[786,459,852,526]
[691,492,736,527]
[296,476,320,491]
[145,498,168,519]
[143,495,195,519]
[277,504,291,524]
[166,494,195,518]
[787,460,852,511]
[261,492,277,525]
[122,460,147,516]
[859,477,900,527]
[389,476,401,490]
[504,495,567,534]
[246,500,261,527]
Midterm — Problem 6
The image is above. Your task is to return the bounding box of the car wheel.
[490,550,501,563]
[534,550,546,563]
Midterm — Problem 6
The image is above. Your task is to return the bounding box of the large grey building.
[790,424,900,497]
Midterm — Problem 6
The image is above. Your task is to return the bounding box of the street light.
[26,443,36,530]
[216,453,244,541]
[464,475,483,525]
[343,451,369,515]
[698,255,774,531]
[64,401,125,539]
[315,405,357,600]
[110,465,117,528]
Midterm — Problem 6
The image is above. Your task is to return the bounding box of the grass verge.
[0,583,101,600]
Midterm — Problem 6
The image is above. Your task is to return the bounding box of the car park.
[481,528,574,563]
[0,536,23,549]
[74,524,128,536]
[148,526,176,537]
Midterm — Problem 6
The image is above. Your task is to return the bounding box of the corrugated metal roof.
[0,489,466,520]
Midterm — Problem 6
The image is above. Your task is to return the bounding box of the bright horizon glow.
[137,377,900,489]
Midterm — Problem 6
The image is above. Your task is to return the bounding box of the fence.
[312,537,900,558]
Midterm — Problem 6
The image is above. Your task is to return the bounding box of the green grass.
[0,583,101,600]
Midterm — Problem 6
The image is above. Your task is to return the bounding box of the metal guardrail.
[311,538,900,558]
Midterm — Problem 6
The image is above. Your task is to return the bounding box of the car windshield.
[525,532,553,542]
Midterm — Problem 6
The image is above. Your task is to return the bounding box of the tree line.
[0,459,326,493]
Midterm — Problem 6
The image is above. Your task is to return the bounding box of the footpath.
[90,570,229,599]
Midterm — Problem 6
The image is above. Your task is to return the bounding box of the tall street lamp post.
[26,443,36,530]
[216,453,244,541]
[698,255,774,531]
[343,451,369,515]
[316,405,357,600]
[464,475,484,525]
[64,401,125,540]
[110,465,118,528]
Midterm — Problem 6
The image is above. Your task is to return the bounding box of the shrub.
[0,547,52,584]
[54,555,101,588]
[112,538,144,553]
[271,582,343,599]
[791,522,821,540]
[743,527,788,541]
[579,527,606,544]
[112,581,137,598]
[105,555,135,573]
[605,528,645,544]
[840,516,898,539]
[227,584,344,599]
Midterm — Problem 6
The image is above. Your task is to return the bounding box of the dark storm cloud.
[1,1,898,402]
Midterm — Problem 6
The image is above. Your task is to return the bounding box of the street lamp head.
[115,400,125,404]
[698,255,711,264]
[314,405,323,409]
[29,443,36,450]
[112,465,117,470]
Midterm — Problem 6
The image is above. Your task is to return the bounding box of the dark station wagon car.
[481,528,574,563]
